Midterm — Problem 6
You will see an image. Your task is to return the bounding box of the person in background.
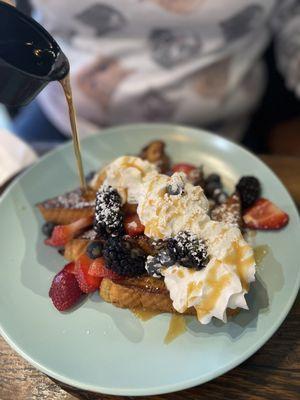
[11,0,300,151]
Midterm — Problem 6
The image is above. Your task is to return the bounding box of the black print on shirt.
[139,91,177,121]
[76,4,126,36]
[220,5,264,42]
[149,28,202,68]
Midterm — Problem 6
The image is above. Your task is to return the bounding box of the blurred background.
[1,0,300,162]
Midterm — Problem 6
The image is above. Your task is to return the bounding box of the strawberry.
[63,261,76,275]
[75,254,102,293]
[243,198,289,230]
[171,163,196,176]
[49,270,83,311]
[89,257,123,281]
[45,216,93,247]
[124,214,144,237]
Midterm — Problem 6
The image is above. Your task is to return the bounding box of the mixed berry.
[94,185,124,238]
[40,142,289,312]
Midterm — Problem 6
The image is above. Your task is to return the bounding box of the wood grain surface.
[0,155,299,400]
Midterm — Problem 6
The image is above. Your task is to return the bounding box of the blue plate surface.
[0,124,299,395]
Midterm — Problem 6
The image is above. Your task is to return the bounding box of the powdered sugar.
[41,188,95,209]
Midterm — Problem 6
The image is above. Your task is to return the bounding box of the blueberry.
[158,249,176,267]
[205,181,221,198]
[166,183,183,196]
[85,170,96,182]
[42,222,56,237]
[215,191,228,204]
[205,173,221,184]
[86,241,103,259]
[145,255,163,278]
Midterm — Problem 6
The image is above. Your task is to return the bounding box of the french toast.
[41,139,287,328]
[211,192,243,228]
[64,229,97,261]
[100,277,239,317]
[100,276,195,315]
[37,188,95,224]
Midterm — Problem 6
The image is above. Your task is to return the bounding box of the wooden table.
[1,155,299,400]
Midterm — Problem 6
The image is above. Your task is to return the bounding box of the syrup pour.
[60,74,87,191]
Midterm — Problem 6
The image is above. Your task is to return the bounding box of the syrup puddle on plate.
[254,245,269,265]
[164,314,187,344]
[131,308,160,321]
[131,309,187,343]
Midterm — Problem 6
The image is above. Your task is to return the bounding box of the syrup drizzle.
[164,314,186,344]
[60,74,87,191]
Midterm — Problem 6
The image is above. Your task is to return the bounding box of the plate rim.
[0,123,299,396]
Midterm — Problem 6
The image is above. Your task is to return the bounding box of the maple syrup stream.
[60,74,87,191]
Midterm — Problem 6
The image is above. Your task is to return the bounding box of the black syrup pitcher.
[0,1,69,106]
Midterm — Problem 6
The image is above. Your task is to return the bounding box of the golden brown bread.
[100,276,239,318]
[64,238,89,261]
[139,140,170,173]
[100,277,196,315]
[36,188,95,224]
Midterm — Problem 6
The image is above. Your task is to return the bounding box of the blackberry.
[168,231,208,269]
[94,185,123,238]
[86,241,103,259]
[103,238,146,277]
[236,176,261,209]
[42,222,56,237]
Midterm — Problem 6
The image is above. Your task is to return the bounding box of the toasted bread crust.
[100,277,196,315]
[100,277,239,318]
[64,238,89,261]
[37,205,94,224]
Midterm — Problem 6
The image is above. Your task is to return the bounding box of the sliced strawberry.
[124,214,144,237]
[243,198,289,230]
[45,216,93,247]
[63,261,76,275]
[89,257,123,281]
[75,254,102,293]
[171,163,196,176]
[49,270,83,311]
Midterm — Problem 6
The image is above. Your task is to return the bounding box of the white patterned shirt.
[30,0,300,140]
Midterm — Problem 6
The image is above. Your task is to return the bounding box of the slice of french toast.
[64,229,97,261]
[37,188,96,224]
[100,276,239,318]
[211,192,243,229]
[100,276,195,315]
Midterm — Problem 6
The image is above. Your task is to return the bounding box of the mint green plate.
[0,124,299,396]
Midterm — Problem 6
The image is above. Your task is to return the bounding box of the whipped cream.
[162,227,255,324]
[136,170,255,324]
[137,172,209,239]
[103,156,158,204]
[99,155,256,324]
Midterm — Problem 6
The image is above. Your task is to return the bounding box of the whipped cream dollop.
[102,156,158,204]
[137,172,209,239]
[101,156,256,324]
